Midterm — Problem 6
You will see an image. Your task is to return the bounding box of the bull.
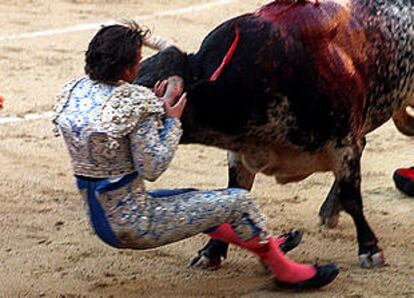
[135,0,414,269]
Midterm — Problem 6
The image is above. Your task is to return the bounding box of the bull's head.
[135,45,192,89]
[136,33,206,92]
[134,36,233,147]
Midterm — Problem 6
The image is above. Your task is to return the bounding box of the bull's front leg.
[333,140,384,268]
[189,152,256,269]
[319,181,342,228]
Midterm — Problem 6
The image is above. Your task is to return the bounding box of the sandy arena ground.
[0,0,413,297]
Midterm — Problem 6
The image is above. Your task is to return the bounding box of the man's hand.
[153,80,168,98]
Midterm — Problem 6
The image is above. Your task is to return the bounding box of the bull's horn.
[143,35,172,51]
[393,105,414,136]
[164,76,185,103]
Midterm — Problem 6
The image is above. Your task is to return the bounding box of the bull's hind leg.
[190,152,256,269]
[333,139,384,268]
[319,137,365,228]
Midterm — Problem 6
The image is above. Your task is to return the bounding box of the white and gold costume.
[53,76,266,249]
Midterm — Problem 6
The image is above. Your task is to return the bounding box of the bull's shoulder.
[257,1,361,42]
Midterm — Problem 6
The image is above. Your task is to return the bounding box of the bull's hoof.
[278,229,303,253]
[189,252,224,270]
[189,240,228,270]
[358,249,385,269]
[319,214,340,229]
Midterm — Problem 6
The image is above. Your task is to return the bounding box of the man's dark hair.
[85,21,150,84]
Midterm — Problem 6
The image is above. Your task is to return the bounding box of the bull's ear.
[135,46,190,88]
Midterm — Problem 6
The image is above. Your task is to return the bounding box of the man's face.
[123,47,142,83]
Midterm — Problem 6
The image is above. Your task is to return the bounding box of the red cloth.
[209,26,240,82]
[393,167,414,197]
[396,168,414,180]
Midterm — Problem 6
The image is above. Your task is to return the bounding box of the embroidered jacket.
[53,76,182,180]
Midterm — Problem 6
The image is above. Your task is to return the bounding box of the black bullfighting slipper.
[393,167,414,197]
[274,264,339,290]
